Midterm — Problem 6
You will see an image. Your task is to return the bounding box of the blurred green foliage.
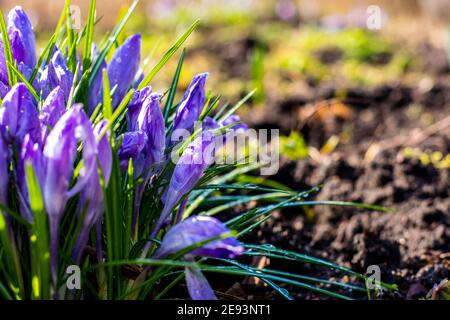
[280,132,309,160]
[272,28,413,87]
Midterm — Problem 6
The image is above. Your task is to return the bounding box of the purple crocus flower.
[39,86,66,141]
[42,104,97,278]
[72,120,112,263]
[39,48,74,101]
[0,133,9,207]
[118,131,148,172]
[118,89,166,241]
[107,34,141,109]
[0,83,40,145]
[94,121,112,185]
[7,6,37,69]
[152,130,216,238]
[185,267,217,300]
[0,81,8,98]
[137,92,165,168]
[0,41,9,91]
[127,87,152,131]
[203,115,247,132]
[119,90,165,178]
[222,115,248,132]
[172,73,208,135]
[156,216,244,259]
[156,216,244,300]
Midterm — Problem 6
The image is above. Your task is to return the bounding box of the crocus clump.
[0,6,245,300]
[0,3,377,301]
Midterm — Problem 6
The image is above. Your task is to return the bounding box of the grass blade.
[83,0,97,71]
[7,61,40,101]
[163,48,185,122]
[0,9,16,86]
[138,20,200,89]
[102,69,113,121]
[89,0,139,87]
[25,162,50,299]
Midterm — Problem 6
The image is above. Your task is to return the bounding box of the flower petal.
[0,133,9,206]
[127,86,151,131]
[172,73,208,135]
[7,6,36,69]
[185,267,217,300]
[39,48,74,101]
[137,92,165,167]
[40,86,66,141]
[107,34,141,109]
[0,83,40,145]
[118,131,148,173]
[157,215,244,259]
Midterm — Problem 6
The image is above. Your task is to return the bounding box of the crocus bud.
[185,267,217,300]
[95,121,112,185]
[73,120,112,263]
[137,92,165,168]
[127,86,151,131]
[129,92,166,235]
[202,117,220,131]
[156,216,244,301]
[17,62,39,91]
[0,133,9,207]
[39,86,66,142]
[156,216,244,259]
[0,81,8,98]
[7,6,36,69]
[222,115,248,132]
[42,104,97,276]
[39,49,74,101]
[119,91,165,177]
[107,34,141,109]
[152,130,216,237]
[0,41,8,87]
[0,83,40,145]
[118,131,148,173]
[173,73,208,135]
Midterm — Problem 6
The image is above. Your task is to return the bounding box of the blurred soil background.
[0,0,448,299]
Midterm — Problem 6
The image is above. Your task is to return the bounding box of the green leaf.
[163,48,185,123]
[124,159,135,256]
[102,149,125,298]
[97,88,135,141]
[65,3,77,73]
[83,0,97,71]
[25,162,50,300]
[0,9,16,86]
[89,0,139,87]
[138,20,200,89]
[29,34,56,84]
[7,61,40,101]
[215,89,256,122]
[200,266,353,300]
[102,69,113,121]
[201,192,289,217]
[244,243,397,291]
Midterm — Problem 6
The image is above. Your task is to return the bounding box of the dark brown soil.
[236,76,450,300]
[183,35,450,299]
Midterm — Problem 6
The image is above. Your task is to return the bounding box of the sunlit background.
[0,1,449,300]
[1,0,449,98]
[1,0,449,155]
